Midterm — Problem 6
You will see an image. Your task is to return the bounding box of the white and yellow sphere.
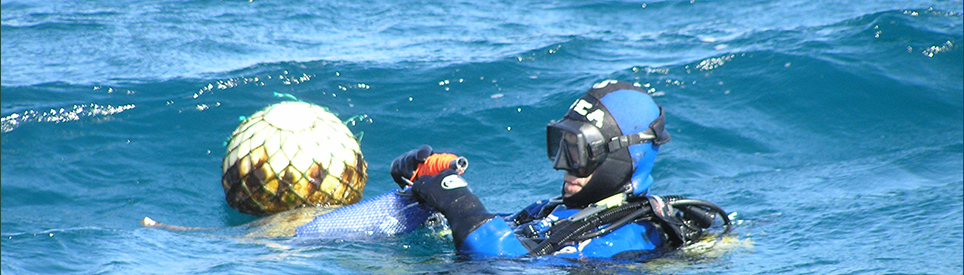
[221,101,367,216]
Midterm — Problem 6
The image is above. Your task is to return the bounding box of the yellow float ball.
[221,101,367,216]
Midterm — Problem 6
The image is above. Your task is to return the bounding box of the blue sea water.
[2,0,962,274]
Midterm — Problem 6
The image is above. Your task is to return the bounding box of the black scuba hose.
[526,201,646,256]
[525,197,733,256]
[668,199,732,234]
[572,207,651,241]
[574,198,733,241]
[569,201,650,241]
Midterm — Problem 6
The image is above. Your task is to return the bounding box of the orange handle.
[410,153,468,182]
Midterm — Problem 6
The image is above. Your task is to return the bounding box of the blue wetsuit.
[457,197,668,259]
[402,168,690,260]
[294,173,701,259]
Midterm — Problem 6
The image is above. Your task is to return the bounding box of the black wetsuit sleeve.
[410,170,497,249]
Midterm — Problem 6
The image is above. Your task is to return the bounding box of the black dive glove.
[411,169,496,249]
[390,145,434,188]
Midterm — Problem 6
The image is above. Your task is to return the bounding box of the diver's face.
[563,172,593,197]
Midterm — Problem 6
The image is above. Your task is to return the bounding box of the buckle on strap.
[606,129,657,152]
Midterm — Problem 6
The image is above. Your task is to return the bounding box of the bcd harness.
[513,193,732,257]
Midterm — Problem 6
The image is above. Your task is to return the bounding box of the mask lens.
[562,132,583,167]
[563,132,594,177]
[547,126,564,160]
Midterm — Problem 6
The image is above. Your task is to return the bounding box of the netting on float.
[221,101,367,216]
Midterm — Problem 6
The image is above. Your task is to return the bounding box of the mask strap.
[606,128,656,152]
[650,107,671,145]
[605,106,670,152]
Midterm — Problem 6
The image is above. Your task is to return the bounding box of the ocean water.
[2,0,962,274]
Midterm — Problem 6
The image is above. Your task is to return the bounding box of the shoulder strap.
[526,198,651,256]
[523,195,724,256]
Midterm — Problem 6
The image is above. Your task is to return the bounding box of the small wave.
[1,103,135,133]
[1,226,109,239]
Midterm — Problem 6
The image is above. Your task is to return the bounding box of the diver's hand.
[390,145,434,188]
[411,169,495,249]
[410,169,468,210]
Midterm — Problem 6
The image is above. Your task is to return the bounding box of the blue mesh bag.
[295,189,435,239]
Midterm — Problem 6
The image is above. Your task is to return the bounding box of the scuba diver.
[390,80,731,259]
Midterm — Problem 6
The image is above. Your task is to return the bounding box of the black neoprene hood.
[558,80,667,208]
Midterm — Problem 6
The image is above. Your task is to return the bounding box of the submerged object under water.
[221,101,367,216]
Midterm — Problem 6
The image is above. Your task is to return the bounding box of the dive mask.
[546,107,669,177]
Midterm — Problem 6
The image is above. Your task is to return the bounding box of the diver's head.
[547,80,670,208]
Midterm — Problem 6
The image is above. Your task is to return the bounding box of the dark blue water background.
[3,1,962,274]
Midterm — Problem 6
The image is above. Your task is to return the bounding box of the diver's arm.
[458,217,530,256]
[411,170,529,256]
